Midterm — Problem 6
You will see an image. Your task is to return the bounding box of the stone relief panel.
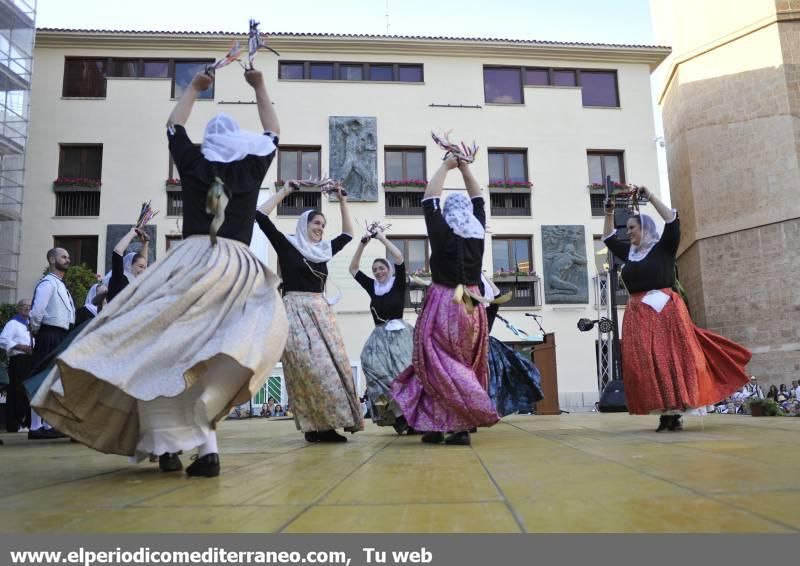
[329,116,378,202]
[542,225,589,304]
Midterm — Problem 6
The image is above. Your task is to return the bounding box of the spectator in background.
[0,299,33,433]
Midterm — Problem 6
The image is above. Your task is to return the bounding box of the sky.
[37,0,657,46]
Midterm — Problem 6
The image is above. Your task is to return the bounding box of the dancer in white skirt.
[31,68,288,477]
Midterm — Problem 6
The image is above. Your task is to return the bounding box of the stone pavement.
[1,414,798,533]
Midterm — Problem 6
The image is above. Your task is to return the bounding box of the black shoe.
[421,431,444,444]
[444,431,471,446]
[655,415,670,432]
[469,427,477,433]
[317,429,347,443]
[668,415,683,431]
[406,427,419,435]
[159,452,183,472]
[392,416,409,435]
[304,431,320,443]
[186,453,220,477]
[28,428,63,440]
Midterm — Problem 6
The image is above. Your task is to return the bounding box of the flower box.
[52,177,101,191]
[382,180,429,188]
[493,273,538,282]
[488,180,533,189]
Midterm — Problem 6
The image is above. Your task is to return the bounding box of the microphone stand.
[526,313,546,336]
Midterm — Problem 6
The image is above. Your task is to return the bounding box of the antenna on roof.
[385,0,391,35]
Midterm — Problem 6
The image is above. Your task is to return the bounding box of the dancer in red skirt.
[603,188,751,431]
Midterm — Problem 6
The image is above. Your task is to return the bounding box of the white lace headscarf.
[443,193,485,239]
[201,113,276,163]
[286,210,334,263]
[102,252,138,286]
[372,258,396,297]
[628,213,661,262]
[84,284,100,317]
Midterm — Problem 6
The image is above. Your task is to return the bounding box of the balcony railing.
[490,192,531,216]
[494,276,541,307]
[55,191,100,216]
[277,191,321,216]
[590,191,605,216]
[385,191,424,215]
[167,192,183,217]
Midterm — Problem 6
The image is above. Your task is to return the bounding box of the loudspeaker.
[598,379,627,412]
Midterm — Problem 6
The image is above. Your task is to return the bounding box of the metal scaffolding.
[0,0,35,303]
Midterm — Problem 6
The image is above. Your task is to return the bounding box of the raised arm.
[638,187,674,221]
[167,72,213,128]
[244,68,280,135]
[348,238,368,277]
[424,156,459,199]
[113,228,139,257]
[603,197,615,237]
[258,184,295,216]
[458,161,482,199]
[376,232,403,264]
[337,184,354,236]
[135,228,150,265]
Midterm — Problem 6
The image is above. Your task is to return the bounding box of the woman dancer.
[31,68,288,476]
[74,283,107,326]
[481,275,544,416]
[603,187,750,431]
[104,228,149,302]
[348,228,413,433]
[391,155,499,446]
[256,183,363,443]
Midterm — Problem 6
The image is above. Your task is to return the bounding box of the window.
[524,68,549,86]
[483,67,523,104]
[488,149,530,215]
[277,146,323,216]
[553,69,577,87]
[492,237,539,307]
[278,146,321,182]
[488,150,528,184]
[109,59,139,77]
[279,62,304,79]
[166,192,183,217]
[587,151,625,216]
[173,61,214,99]
[387,237,429,275]
[492,238,532,275]
[340,64,364,81]
[384,148,426,182]
[59,144,102,180]
[55,192,100,217]
[63,57,214,99]
[143,60,169,78]
[279,60,423,83]
[369,65,393,81]
[580,71,619,107]
[52,236,98,272]
[309,63,334,80]
[63,58,107,97]
[510,65,620,107]
[398,65,423,82]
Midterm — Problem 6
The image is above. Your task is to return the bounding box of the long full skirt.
[360,321,413,425]
[622,288,751,415]
[31,236,288,457]
[487,336,544,417]
[281,292,364,433]
[391,283,499,432]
